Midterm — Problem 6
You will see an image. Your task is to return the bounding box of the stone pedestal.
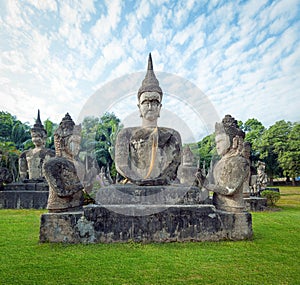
[244,197,267,212]
[39,204,252,243]
[0,182,49,209]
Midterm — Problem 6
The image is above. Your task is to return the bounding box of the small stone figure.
[44,113,84,213]
[115,53,182,185]
[250,161,268,195]
[178,145,198,185]
[198,115,250,212]
[19,110,55,181]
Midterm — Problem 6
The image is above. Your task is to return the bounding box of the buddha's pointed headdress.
[31,109,47,136]
[138,53,163,100]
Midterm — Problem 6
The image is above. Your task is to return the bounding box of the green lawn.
[0,187,299,285]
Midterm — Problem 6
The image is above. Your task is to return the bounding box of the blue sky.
[0,0,299,142]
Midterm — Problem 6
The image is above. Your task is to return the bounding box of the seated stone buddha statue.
[115,54,182,186]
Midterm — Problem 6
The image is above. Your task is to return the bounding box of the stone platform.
[39,204,252,243]
[244,197,267,212]
[0,182,49,209]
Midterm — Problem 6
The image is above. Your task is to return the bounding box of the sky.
[0,0,299,143]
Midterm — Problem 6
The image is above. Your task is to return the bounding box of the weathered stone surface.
[39,212,83,243]
[244,197,267,211]
[39,205,252,243]
[95,184,208,206]
[0,181,49,209]
[2,182,49,191]
[0,190,48,209]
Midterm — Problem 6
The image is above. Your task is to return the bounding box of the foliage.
[44,119,57,149]
[196,133,217,171]
[0,187,299,284]
[0,111,31,150]
[240,118,265,164]
[261,190,281,206]
[276,122,300,184]
[81,112,122,179]
[0,141,20,181]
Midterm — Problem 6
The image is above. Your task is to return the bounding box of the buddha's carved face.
[138,92,162,122]
[31,132,45,147]
[215,133,231,156]
[67,134,81,157]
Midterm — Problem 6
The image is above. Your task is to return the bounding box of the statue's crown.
[138,53,163,100]
[31,109,47,136]
[55,113,81,138]
[215,114,245,139]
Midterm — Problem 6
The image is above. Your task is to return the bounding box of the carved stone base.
[244,197,267,212]
[0,182,49,209]
[39,204,252,243]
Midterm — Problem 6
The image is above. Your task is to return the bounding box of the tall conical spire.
[147,52,153,70]
[31,109,47,135]
[138,53,163,100]
[36,109,42,125]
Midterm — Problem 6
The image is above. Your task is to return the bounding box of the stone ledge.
[244,197,267,212]
[39,204,252,243]
[0,190,49,209]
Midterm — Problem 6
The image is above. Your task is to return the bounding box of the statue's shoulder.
[19,150,30,158]
[39,148,55,158]
[158,127,182,143]
[227,154,249,171]
[44,157,74,172]
[117,127,140,138]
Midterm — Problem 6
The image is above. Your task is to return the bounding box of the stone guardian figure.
[44,113,84,213]
[19,110,55,181]
[198,115,250,212]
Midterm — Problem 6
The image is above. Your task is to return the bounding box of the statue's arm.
[115,129,140,181]
[19,152,28,180]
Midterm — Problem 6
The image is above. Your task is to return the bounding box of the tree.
[44,119,57,149]
[257,120,292,184]
[277,122,300,185]
[0,141,20,181]
[241,118,266,164]
[197,133,217,172]
[0,111,31,150]
[81,113,122,179]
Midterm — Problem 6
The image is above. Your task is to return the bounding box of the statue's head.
[137,54,162,123]
[215,115,245,156]
[54,113,81,158]
[242,141,251,159]
[30,110,47,147]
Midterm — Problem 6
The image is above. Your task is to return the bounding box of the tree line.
[1,111,299,185]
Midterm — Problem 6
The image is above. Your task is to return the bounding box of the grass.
[0,187,300,285]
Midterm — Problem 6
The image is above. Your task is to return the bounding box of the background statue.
[19,110,54,181]
[250,161,268,196]
[44,113,84,213]
[115,53,182,186]
[197,115,250,212]
[0,150,13,188]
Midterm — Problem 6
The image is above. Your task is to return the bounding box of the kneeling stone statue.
[44,113,84,213]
